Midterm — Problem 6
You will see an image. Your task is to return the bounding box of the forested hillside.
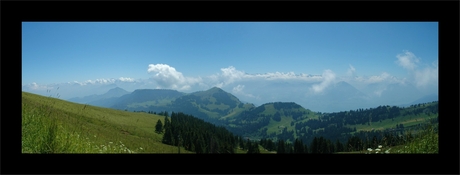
[158,111,237,153]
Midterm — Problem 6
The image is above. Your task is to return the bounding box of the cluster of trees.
[257,129,421,154]
[156,111,237,153]
[258,120,437,153]
[226,111,271,136]
[146,99,438,154]
[320,102,437,127]
[269,102,307,120]
[270,102,438,147]
[272,102,302,110]
[235,137,261,154]
[258,137,339,154]
[227,102,310,137]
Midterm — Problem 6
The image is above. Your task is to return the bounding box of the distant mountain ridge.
[396,93,439,107]
[62,85,438,145]
[111,89,186,110]
[68,87,129,104]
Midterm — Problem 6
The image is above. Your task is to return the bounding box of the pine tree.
[294,138,305,153]
[245,138,251,151]
[162,125,173,145]
[311,137,318,154]
[335,139,343,152]
[267,139,274,151]
[277,140,285,154]
[253,142,261,154]
[155,119,163,133]
[239,137,245,150]
[164,116,170,129]
[304,144,309,154]
[247,142,261,154]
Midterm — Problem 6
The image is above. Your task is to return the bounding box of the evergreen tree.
[372,136,378,148]
[253,143,261,154]
[164,116,170,130]
[239,137,245,150]
[335,139,343,152]
[288,143,294,154]
[162,124,173,145]
[267,139,274,151]
[155,119,163,133]
[294,138,305,153]
[245,139,251,151]
[311,137,318,154]
[247,142,261,154]
[277,140,285,154]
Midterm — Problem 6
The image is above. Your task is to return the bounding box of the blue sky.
[22,22,438,111]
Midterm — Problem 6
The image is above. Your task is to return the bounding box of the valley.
[67,86,438,146]
[22,86,439,154]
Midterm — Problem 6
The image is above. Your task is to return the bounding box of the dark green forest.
[140,100,438,154]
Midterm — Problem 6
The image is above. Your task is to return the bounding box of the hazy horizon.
[22,22,438,112]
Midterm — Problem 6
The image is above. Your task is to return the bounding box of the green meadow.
[22,91,193,153]
[336,122,438,154]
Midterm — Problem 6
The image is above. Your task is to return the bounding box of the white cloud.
[252,71,321,81]
[232,84,259,99]
[396,50,419,71]
[353,72,406,85]
[26,82,51,90]
[232,84,245,93]
[414,63,438,88]
[367,72,390,83]
[310,69,336,93]
[395,51,438,89]
[373,87,387,97]
[209,66,323,88]
[347,64,356,77]
[219,66,246,86]
[118,77,135,82]
[147,63,202,91]
[70,78,133,86]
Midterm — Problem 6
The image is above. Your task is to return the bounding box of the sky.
[22,22,438,112]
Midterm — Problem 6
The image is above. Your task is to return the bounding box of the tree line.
[155,111,237,153]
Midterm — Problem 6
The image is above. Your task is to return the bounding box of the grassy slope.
[22,91,193,153]
[261,103,320,136]
[336,122,438,154]
[126,98,175,108]
[345,103,438,133]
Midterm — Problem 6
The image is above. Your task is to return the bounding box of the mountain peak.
[208,87,225,93]
[103,87,129,98]
[108,87,126,92]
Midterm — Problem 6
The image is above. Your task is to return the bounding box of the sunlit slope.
[22,91,192,153]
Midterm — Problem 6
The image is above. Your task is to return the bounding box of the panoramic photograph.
[22,22,438,154]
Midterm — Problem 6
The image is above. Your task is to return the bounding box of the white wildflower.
[375,148,381,152]
[378,145,382,148]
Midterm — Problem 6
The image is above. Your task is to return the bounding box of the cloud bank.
[396,50,419,71]
[395,51,438,89]
[147,64,202,90]
[311,69,336,93]
[23,50,437,112]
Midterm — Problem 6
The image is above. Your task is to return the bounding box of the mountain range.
[61,85,439,143]
[67,81,438,115]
